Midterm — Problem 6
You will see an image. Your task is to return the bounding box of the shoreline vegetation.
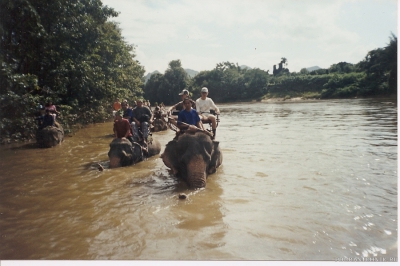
[0,1,397,145]
[0,95,396,145]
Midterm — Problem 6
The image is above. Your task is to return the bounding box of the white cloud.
[244,30,268,40]
[103,0,397,73]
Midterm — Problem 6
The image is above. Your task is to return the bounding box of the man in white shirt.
[196,87,220,139]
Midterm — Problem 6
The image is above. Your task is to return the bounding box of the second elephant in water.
[108,138,161,168]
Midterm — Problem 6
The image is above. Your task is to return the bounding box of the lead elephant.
[151,118,168,132]
[108,138,161,168]
[161,132,223,188]
[36,122,64,148]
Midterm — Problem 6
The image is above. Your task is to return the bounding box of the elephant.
[161,132,223,189]
[36,122,64,148]
[108,138,161,168]
[151,118,168,132]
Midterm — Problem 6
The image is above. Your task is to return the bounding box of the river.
[0,98,397,261]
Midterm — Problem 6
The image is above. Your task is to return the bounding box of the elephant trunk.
[186,155,207,188]
[109,150,133,168]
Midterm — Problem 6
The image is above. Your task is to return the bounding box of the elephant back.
[36,122,64,148]
[147,139,161,157]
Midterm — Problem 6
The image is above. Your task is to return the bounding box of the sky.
[100,0,397,75]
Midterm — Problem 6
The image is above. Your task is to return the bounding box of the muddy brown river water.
[0,98,397,260]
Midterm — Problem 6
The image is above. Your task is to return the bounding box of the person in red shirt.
[113,111,134,143]
[113,98,122,111]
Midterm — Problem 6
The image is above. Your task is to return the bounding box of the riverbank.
[1,95,396,145]
[260,93,397,103]
[0,122,90,145]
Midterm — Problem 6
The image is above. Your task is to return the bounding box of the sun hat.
[178,89,189,95]
[201,87,208,93]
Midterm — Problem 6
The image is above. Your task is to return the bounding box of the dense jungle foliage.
[0,0,397,143]
[267,35,397,100]
[1,0,144,141]
[144,60,270,105]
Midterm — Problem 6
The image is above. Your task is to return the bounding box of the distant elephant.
[161,132,223,189]
[151,118,168,132]
[108,138,161,168]
[36,122,64,148]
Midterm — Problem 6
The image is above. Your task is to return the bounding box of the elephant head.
[161,132,223,189]
[108,138,142,168]
[108,138,161,168]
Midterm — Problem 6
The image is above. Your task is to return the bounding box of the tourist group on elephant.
[109,87,223,188]
[35,100,64,148]
[34,87,223,189]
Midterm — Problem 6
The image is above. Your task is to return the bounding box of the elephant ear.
[212,140,219,148]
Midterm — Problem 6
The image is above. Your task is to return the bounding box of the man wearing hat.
[113,110,134,143]
[196,87,220,138]
[132,99,153,143]
[167,89,196,114]
[167,89,196,126]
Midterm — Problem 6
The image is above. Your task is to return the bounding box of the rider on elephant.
[177,97,203,134]
[113,110,135,143]
[113,98,121,111]
[168,89,196,114]
[167,90,196,127]
[132,99,153,143]
[36,108,55,130]
[196,87,220,139]
[121,101,133,123]
[153,106,163,119]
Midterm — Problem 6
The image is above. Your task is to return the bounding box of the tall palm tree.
[281,57,288,68]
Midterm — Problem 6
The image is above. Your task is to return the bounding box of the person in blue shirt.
[121,101,133,123]
[177,97,202,134]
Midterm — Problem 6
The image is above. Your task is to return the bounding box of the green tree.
[281,57,288,68]
[243,68,269,98]
[357,33,397,95]
[329,62,356,73]
[190,61,268,102]
[299,68,309,75]
[160,60,189,105]
[383,33,397,93]
[144,73,164,105]
[0,0,144,140]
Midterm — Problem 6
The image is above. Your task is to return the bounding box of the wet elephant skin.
[36,122,64,148]
[161,132,222,189]
[108,138,161,168]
